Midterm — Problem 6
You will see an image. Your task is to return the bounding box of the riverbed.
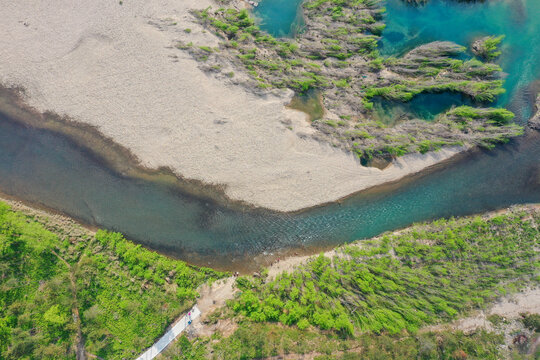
[0,0,538,271]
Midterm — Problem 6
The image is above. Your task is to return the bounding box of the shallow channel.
[0,0,538,271]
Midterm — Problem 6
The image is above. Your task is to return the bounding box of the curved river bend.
[1,0,539,271]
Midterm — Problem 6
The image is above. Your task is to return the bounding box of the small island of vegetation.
[176,0,522,162]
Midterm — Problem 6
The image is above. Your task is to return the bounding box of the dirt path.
[421,288,540,334]
[183,277,237,338]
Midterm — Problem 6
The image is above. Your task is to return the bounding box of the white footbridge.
[135,305,201,360]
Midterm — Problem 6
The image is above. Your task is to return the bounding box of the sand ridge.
[0,0,465,211]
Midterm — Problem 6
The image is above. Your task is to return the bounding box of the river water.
[0,0,538,271]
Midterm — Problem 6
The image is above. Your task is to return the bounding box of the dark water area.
[0,0,539,271]
[372,93,473,125]
[1,112,540,271]
[287,89,325,121]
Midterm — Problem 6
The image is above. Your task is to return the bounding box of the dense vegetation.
[166,322,506,359]
[232,210,539,336]
[1,200,538,359]
[178,0,521,161]
[0,201,224,359]
[162,207,540,359]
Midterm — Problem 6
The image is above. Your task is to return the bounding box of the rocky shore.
[529,95,540,130]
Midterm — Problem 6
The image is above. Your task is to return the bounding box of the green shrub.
[230,211,540,336]
[0,202,225,359]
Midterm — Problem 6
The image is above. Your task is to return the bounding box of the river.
[0,0,538,271]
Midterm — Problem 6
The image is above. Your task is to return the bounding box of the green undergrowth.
[231,209,539,336]
[0,202,225,359]
[165,321,506,360]
[445,106,515,126]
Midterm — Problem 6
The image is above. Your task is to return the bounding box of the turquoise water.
[253,0,305,37]
[0,0,538,271]
[381,0,540,122]
[373,93,472,125]
[255,0,540,121]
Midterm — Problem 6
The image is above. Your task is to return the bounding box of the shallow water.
[1,113,540,271]
[381,0,540,121]
[0,0,539,271]
[372,92,472,125]
[287,89,325,121]
[257,0,540,121]
[253,0,305,37]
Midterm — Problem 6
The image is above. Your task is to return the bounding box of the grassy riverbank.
[1,199,539,359]
[165,206,540,359]
[0,200,225,359]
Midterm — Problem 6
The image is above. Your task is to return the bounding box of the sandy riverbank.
[0,0,466,212]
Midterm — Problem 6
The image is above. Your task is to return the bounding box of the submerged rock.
[529,95,540,130]
[471,35,504,61]
[404,41,465,61]
[471,37,488,57]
